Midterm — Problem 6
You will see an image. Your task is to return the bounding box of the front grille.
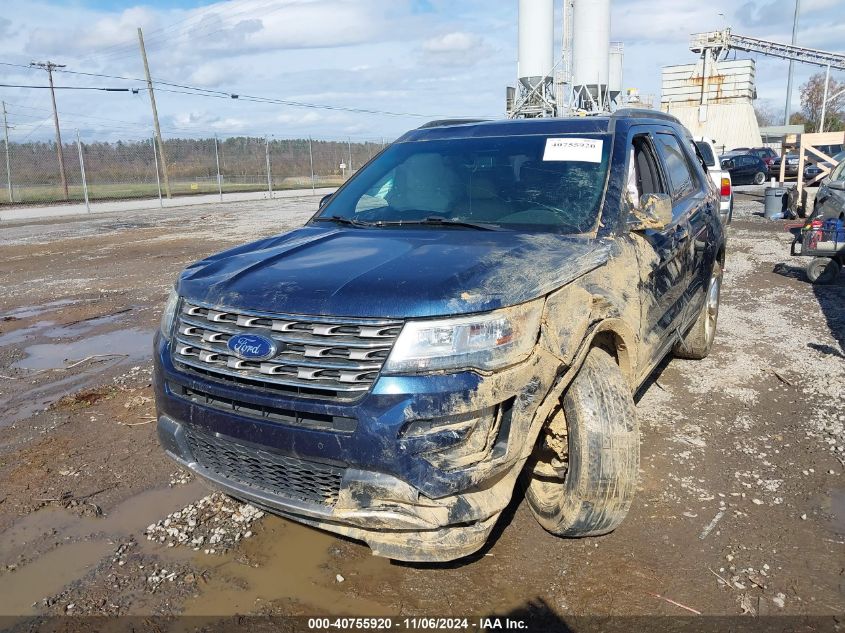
[184,424,344,506]
[169,382,357,432]
[172,301,402,402]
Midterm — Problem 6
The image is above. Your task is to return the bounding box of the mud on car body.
[154,110,726,562]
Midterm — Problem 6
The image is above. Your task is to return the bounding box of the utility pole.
[784,0,801,125]
[138,27,171,198]
[30,61,69,200]
[2,101,12,203]
[819,63,831,132]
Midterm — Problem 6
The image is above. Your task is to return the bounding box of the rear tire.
[524,347,640,537]
[753,171,766,185]
[806,257,841,284]
[674,262,722,360]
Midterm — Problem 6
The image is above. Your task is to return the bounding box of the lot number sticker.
[543,137,603,163]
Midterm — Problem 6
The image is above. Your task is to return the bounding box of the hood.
[178,225,611,318]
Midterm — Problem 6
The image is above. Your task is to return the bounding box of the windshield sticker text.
[543,138,603,163]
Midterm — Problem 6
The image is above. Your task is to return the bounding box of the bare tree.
[799,72,845,132]
[754,102,780,127]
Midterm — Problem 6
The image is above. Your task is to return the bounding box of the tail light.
[720,177,731,198]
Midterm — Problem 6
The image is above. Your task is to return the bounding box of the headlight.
[160,289,180,340]
[383,299,543,374]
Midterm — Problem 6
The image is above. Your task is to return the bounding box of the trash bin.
[764,186,787,219]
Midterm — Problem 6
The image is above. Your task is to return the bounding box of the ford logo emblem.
[227,334,278,361]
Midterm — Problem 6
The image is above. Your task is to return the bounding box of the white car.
[694,137,732,225]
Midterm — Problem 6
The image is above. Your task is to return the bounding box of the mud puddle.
[0,369,111,430]
[0,313,130,348]
[1,299,81,320]
[828,488,845,535]
[180,515,395,616]
[0,321,57,347]
[11,327,153,371]
[0,481,206,615]
[0,541,114,615]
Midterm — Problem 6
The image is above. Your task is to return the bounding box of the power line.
[1,62,450,118]
[0,83,137,91]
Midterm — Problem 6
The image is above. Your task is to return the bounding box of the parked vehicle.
[732,146,778,166]
[721,154,768,185]
[154,111,726,562]
[814,158,845,217]
[770,154,800,178]
[695,137,732,224]
[804,149,845,182]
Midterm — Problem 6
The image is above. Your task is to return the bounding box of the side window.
[626,133,667,209]
[655,133,696,200]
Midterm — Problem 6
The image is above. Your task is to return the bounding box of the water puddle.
[1,299,81,320]
[181,514,395,616]
[0,321,56,348]
[0,541,114,615]
[0,481,206,615]
[11,328,154,371]
[0,369,111,430]
[829,488,845,535]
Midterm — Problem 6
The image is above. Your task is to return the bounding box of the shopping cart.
[788,218,845,284]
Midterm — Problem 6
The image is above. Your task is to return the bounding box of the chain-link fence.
[0,133,389,206]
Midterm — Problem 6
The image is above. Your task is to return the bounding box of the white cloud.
[422,31,480,53]
[0,0,842,142]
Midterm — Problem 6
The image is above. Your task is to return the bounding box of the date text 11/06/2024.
[306,617,529,630]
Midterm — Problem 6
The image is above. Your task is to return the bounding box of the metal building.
[661,59,762,150]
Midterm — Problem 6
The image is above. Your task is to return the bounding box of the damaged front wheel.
[524,346,640,537]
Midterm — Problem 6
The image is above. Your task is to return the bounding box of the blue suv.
[154,110,726,562]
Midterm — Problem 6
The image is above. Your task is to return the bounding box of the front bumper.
[771,164,799,176]
[153,333,560,562]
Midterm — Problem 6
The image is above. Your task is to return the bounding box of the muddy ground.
[0,189,843,629]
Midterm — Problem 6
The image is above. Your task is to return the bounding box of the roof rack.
[417,119,490,129]
[611,108,680,123]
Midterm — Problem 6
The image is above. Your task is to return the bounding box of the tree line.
[755,72,845,132]
[7,137,385,186]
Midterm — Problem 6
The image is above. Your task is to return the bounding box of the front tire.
[674,262,722,360]
[525,347,640,537]
[754,171,766,185]
[806,257,841,284]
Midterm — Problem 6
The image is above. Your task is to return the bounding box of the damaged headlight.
[160,288,180,340]
[383,299,543,374]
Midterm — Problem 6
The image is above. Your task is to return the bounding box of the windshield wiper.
[314,215,373,228]
[373,216,501,231]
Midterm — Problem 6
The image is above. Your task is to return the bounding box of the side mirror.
[319,194,333,208]
[828,180,845,191]
[630,193,673,232]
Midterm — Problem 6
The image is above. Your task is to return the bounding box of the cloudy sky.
[0,0,843,143]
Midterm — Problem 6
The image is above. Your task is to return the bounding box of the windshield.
[315,134,612,233]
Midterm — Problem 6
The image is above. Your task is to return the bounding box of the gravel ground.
[0,187,842,628]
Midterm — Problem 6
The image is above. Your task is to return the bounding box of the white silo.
[509,0,557,117]
[518,0,555,89]
[609,41,624,105]
[571,0,611,108]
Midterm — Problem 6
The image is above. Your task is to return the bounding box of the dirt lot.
[0,189,843,629]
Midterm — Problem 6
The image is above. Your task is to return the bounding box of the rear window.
[656,133,696,200]
[694,141,716,167]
